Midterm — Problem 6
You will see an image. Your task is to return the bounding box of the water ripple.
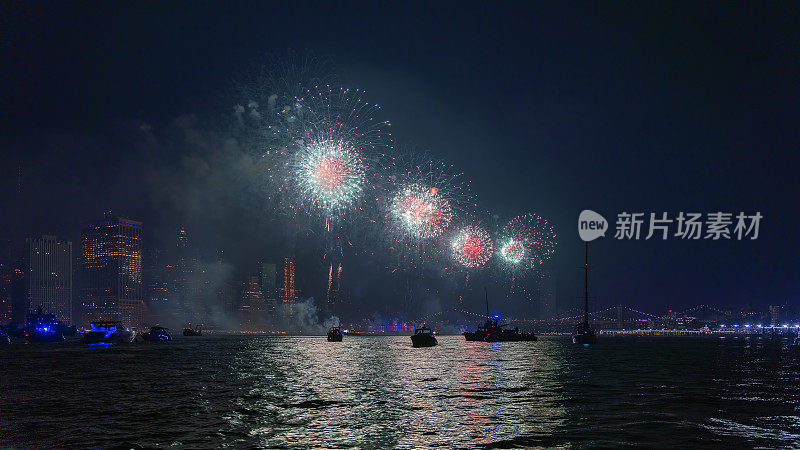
[2,335,800,447]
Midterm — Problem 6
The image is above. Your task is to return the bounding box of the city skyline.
[2,3,796,319]
[0,214,794,330]
[3,4,799,449]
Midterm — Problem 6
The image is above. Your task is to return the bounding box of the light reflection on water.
[3,335,800,448]
[227,336,566,448]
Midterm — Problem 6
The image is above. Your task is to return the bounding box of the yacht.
[411,326,437,347]
[23,307,65,342]
[82,321,135,344]
[140,326,172,342]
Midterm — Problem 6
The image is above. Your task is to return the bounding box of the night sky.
[2,2,798,316]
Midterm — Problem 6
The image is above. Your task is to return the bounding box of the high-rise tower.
[80,214,143,326]
[25,235,73,323]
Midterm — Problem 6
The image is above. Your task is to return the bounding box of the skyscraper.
[216,250,238,318]
[0,239,14,324]
[80,214,143,326]
[143,247,169,323]
[26,235,73,323]
[259,261,277,300]
[171,227,205,323]
[240,275,268,331]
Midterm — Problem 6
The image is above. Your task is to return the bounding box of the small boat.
[572,242,597,345]
[327,326,343,342]
[140,326,172,342]
[82,321,135,344]
[411,326,437,347]
[23,307,65,342]
[0,327,10,344]
[183,323,203,336]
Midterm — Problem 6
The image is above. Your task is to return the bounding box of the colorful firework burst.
[498,237,527,265]
[389,183,453,239]
[451,225,494,268]
[386,153,473,241]
[276,86,392,219]
[496,213,557,270]
[229,80,395,224]
[292,137,366,215]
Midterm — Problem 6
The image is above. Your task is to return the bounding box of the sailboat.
[463,288,494,341]
[572,242,597,344]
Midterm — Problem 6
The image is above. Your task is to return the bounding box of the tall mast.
[485,287,489,318]
[584,241,589,325]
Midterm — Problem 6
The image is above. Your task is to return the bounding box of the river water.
[2,334,800,448]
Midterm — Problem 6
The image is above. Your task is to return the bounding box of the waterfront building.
[80,214,143,326]
[25,235,73,323]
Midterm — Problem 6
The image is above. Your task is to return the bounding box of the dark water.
[3,335,800,448]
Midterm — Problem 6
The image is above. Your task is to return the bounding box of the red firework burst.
[451,226,493,268]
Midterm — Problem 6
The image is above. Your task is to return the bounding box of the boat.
[464,319,493,341]
[22,307,66,342]
[572,242,597,345]
[464,289,497,341]
[464,288,537,342]
[82,321,135,344]
[410,326,437,347]
[327,326,343,342]
[573,322,596,345]
[0,326,10,344]
[183,323,202,336]
[140,325,172,342]
[484,323,537,342]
